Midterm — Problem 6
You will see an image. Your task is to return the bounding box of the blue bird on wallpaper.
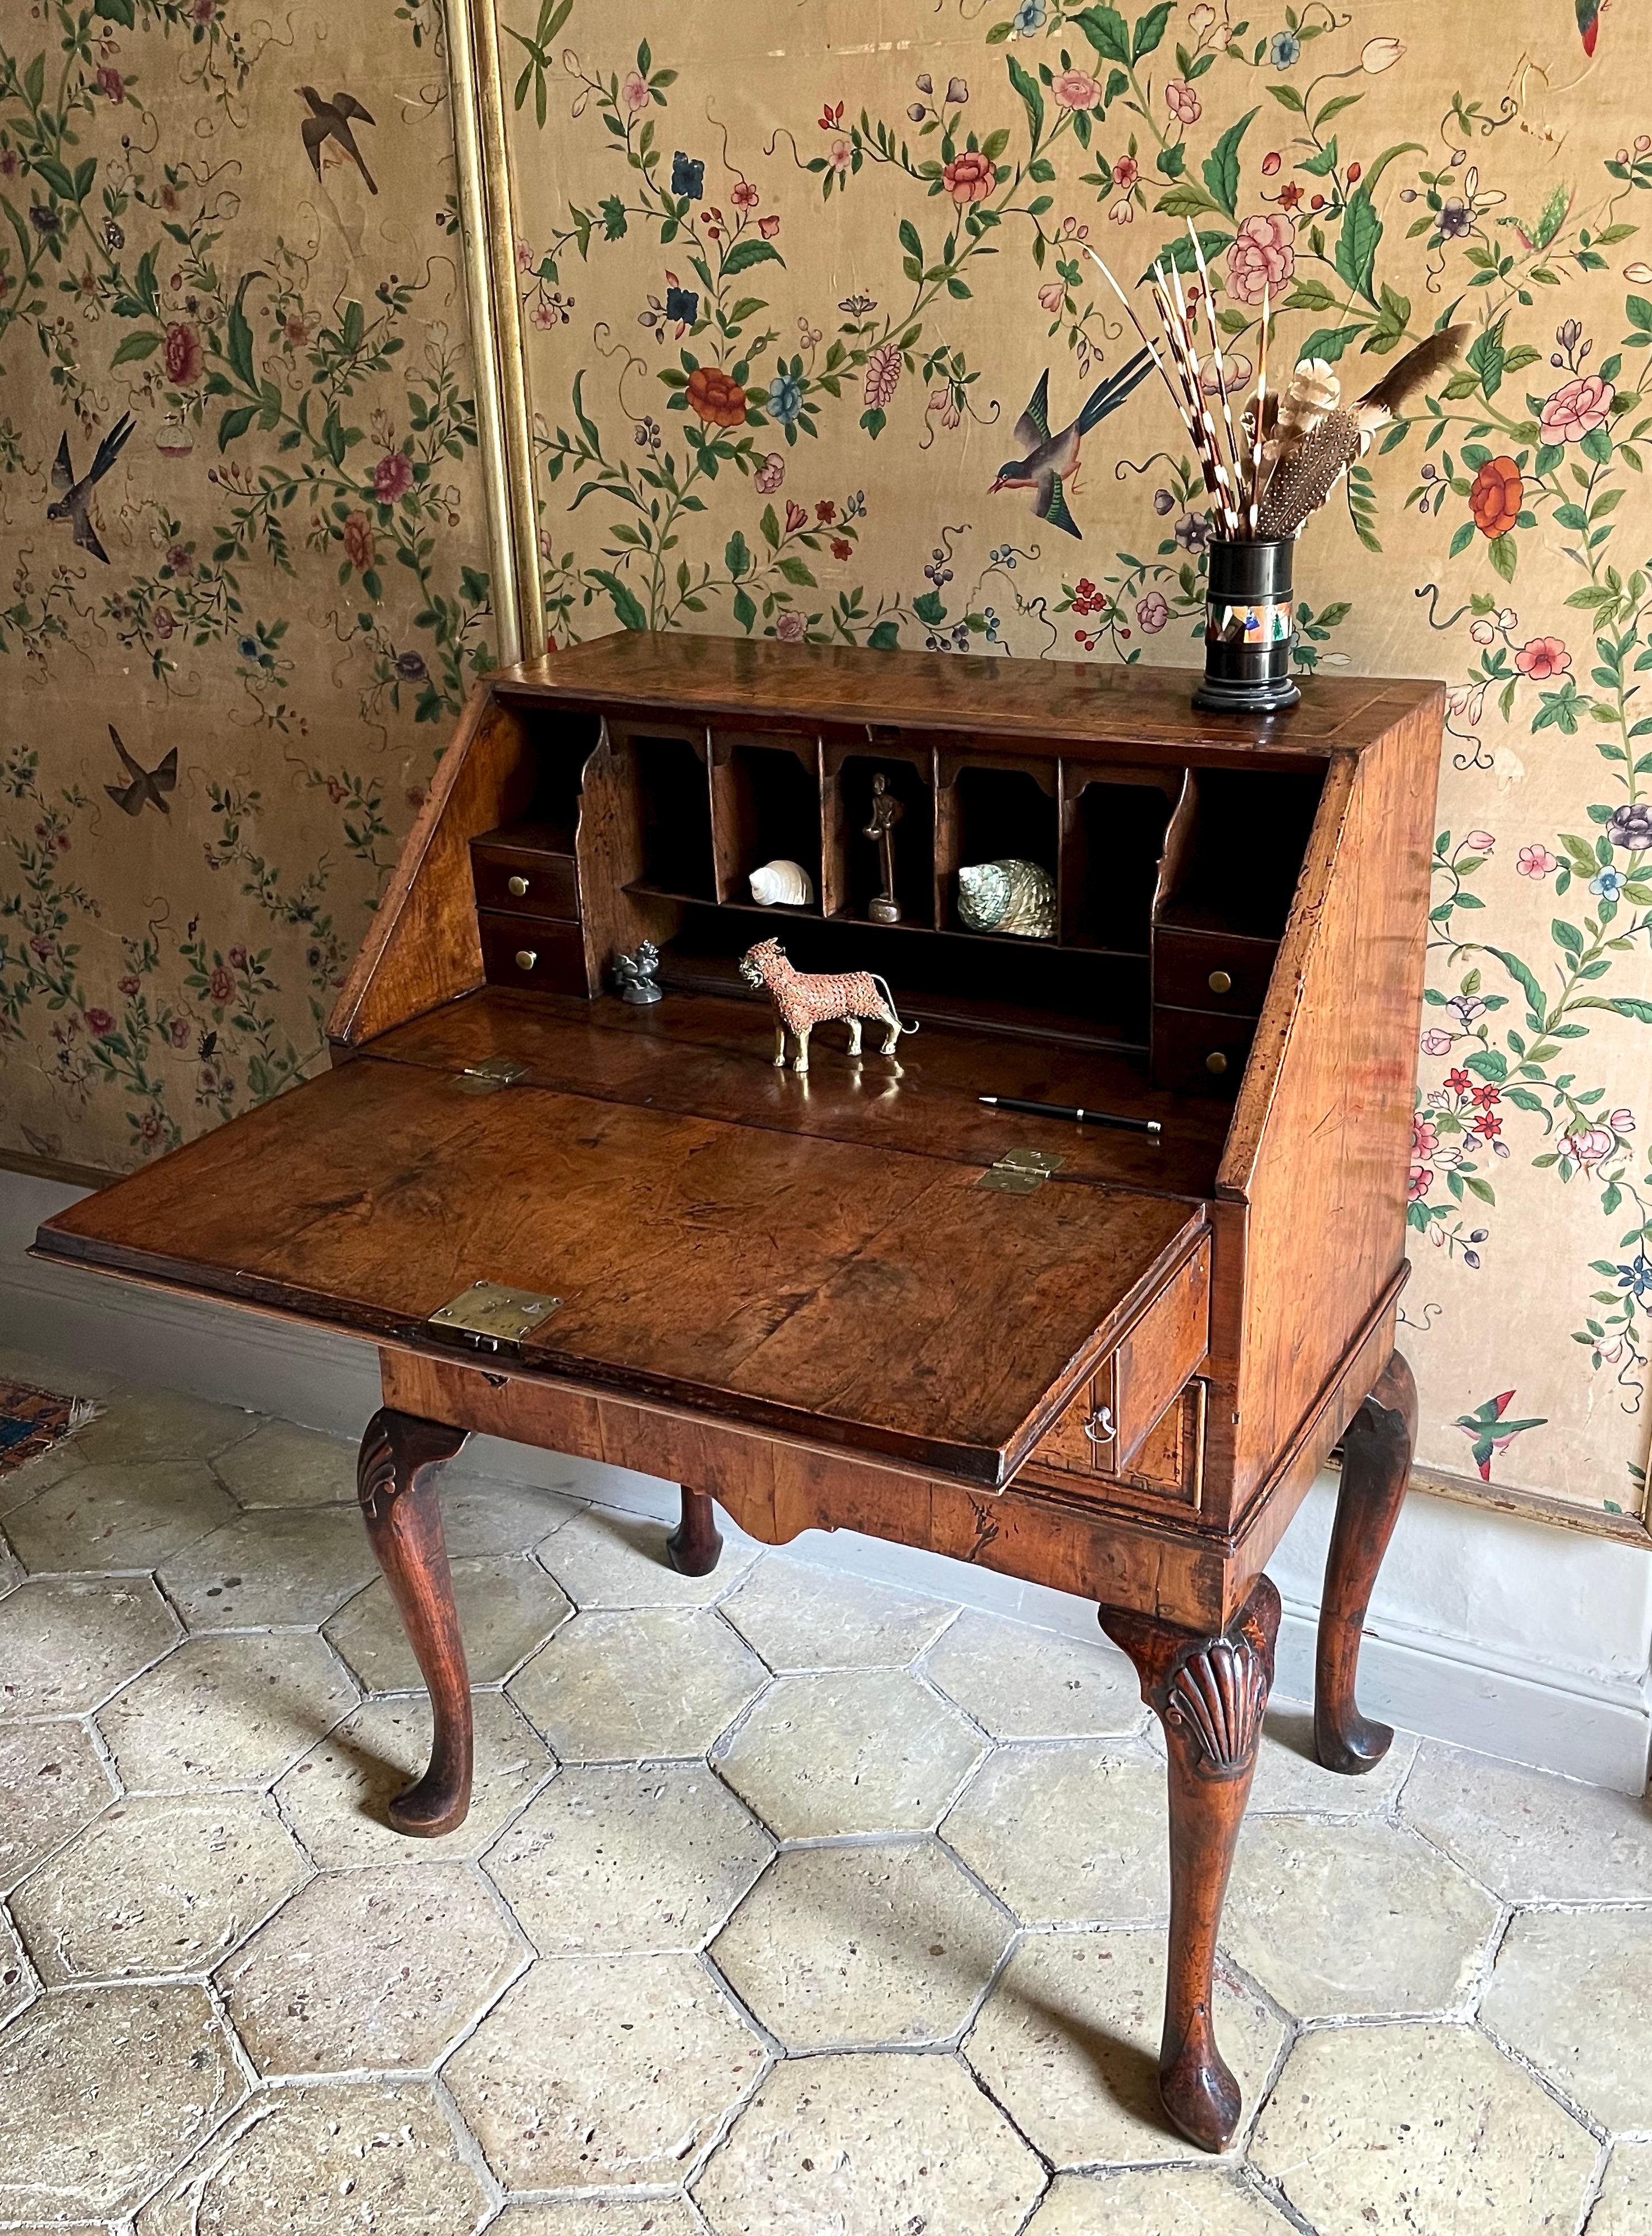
[45,413,134,564]
[987,349,1155,538]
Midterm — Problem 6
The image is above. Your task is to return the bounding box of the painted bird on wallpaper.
[45,414,135,565]
[989,349,1155,538]
[297,87,379,194]
[1577,0,1605,57]
[1454,1389,1548,1482]
[104,727,177,817]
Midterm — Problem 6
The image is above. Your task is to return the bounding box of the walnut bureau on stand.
[37,635,1441,2153]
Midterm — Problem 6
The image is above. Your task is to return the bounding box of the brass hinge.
[976,1147,1066,1194]
[456,1057,528,1095]
[426,1280,561,1352]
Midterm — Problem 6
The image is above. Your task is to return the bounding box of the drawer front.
[479,912,588,996]
[1026,1238,1210,1479]
[1114,1379,1207,1508]
[1152,1005,1258,1096]
[1154,927,1276,1014]
[472,843,579,922]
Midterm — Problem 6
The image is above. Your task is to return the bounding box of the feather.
[1354,325,1469,433]
[1257,409,1360,538]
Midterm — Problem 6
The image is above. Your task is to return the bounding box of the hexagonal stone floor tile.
[0,1576,178,1718]
[491,2207,702,2236]
[486,1762,771,1953]
[1251,2023,1598,2235]
[70,1387,258,1467]
[1590,2143,1652,2234]
[539,1504,757,1608]
[1481,1906,1652,2131]
[508,1607,767,1762]
[444,1951,766,2189]
[709,1837,1012,2049]
[11,1791,308,1983]
[0,1719,117,1893]
[964,1930,1285,2168]
[98,1632,358,1790]
[211,1417,358,1508]
[715,1670,985,1840]
[922,1609,1148,1742]
[3,1461,237,1575]
[438,1471,584,1556]
[719,1557,954,1671]
[326,1554,571,1691]
[134,2079,489,2235]
[1025,2168,1295,2234]
[1246,1706,1421,1815]
[1400,1741,1652,1902]
[691,2051,1045,2235]
[276,1690,553,1868]
[1222,1816,1499,2017]
[940,1742,1168,1925]
[218,1859,526,2074]
[158,1505,381,1630]
[0,1984,246,2221]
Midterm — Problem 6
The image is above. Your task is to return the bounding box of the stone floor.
[0,1367,1649,2235]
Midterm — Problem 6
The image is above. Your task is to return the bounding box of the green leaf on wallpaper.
[1300,138,1339,179]
[1364,284,1411,354]
[723,531,750,580]
[1299,324,1362,362]
[227,274,258,392]
[1334,189,1381,303]
[1201,108,1257,220]
[732,588,756,631]
[1487,947,1546,1027]
[1154,181,1223,220]
[1072,5,1132,65]
[777,556,816,586]
[94,0,136,22]
[1006,56,1044,148]
[723,237,781,275]
[1143,227,1231,279]
[217,406,256,451]
[867,620,902,649]
[1467,320,1507,398]
[1313,93,1363,130]
[1132,3,1173,60]
[1626,296,1652,332]
[1284,278,1340,312]
[1267,84,1305,112]
[761,503,780,549]
[110,330,161,365]
[913,590,947,625]
[590,570,647,629]
[1576,996,1652,1022]
[1489,531,1518,583]
[21,52,44,108]
[1532,184,1569,251]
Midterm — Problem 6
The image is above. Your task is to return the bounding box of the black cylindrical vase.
[1193,537,1300,715]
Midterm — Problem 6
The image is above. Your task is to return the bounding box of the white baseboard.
[7,1170,1648,1793]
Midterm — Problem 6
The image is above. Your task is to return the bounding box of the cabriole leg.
[666,1487,723,1576]
[1100,1575,1280,2154]
[1316,1348,1416,1774]
[356,1407,471,1835]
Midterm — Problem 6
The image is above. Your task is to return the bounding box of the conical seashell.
[748,858,815,907]
[957,858,1055,939]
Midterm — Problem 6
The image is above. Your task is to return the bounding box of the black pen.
[979,1094,1162,1137]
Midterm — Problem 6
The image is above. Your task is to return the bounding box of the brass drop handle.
[515,948,538,972]
[508,874,530,898]
[1082,1405,1115,1444]
[1207,969,1232,994]
[1205,1049,1228,1075]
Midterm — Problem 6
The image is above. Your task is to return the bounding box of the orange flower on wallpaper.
[341,512,375,572]
[686,366,748,426]
[1468,455,1522,539]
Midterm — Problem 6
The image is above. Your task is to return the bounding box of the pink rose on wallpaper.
[1420,1028,1454,1056]
[942,151,995,204]
[1165,80,1201,125]
[775,611,805,640]
[620,69,649,113]
[96,66,125,102]
[84,1008,115,1038]
[209,967,233,1002]
[152,606,174,638]
[1112,156,1139,190]
[1051,69,1100,111]
[1462,829,1495,853]
[754,453,785,494]
[342,512,375,572]
[1517,844,1560,877]
[1136,591,1169,633]
[1515,637,1569,680]
[1407,1162,1433,1202]
[373,452,413,503]
[1226,213,1294,305]
[1539,375,1613,444]
[163,321,203,386]
[863,343,902,408]
[169,1017,192,1048]
[1559,1126,1615,1167]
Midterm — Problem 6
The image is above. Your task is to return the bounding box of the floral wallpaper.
[0,0,493,1171]
[505,0,1652,1523]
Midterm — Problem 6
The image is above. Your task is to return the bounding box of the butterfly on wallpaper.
[1454,1389,1548,1481]
[297,87,378,195]
[45,413,135,565]
[104,726,178,817]
[988,352,1155,539]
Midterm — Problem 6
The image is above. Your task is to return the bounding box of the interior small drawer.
[472,842,578,922]
[479,912,587,995]
[1152,1006,1257,1096]
[1154,927,1276,1014]
[1027,1237,1210,1479]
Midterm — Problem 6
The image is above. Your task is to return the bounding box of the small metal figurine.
[862,772,903,925]
[738,937,916,1075]
[612,941,663,1005]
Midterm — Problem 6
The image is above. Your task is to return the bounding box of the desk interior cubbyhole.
[718,740,821,906]
[834,754,934,925]
[494,710,602,852]
[1064,779,1173,953]
[946,764,1059,933]
[1158,766,1326,938]
[632,733,716,901]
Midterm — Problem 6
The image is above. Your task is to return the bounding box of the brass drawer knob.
[508,874,530,897]
[1205,1049,1228,1075]
[1207,969,1232,994]
[1082,1405,1115,1444]
[515,948,538,972]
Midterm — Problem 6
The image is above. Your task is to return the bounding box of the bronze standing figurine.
[863,772,903,924]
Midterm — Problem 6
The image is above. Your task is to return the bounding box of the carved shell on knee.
[1166,1637,1269,1776]
[749,858,816,907]
[957,857,1055,939]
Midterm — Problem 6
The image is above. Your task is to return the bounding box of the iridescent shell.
[957,858,1056,939]
[748,858,816,907]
